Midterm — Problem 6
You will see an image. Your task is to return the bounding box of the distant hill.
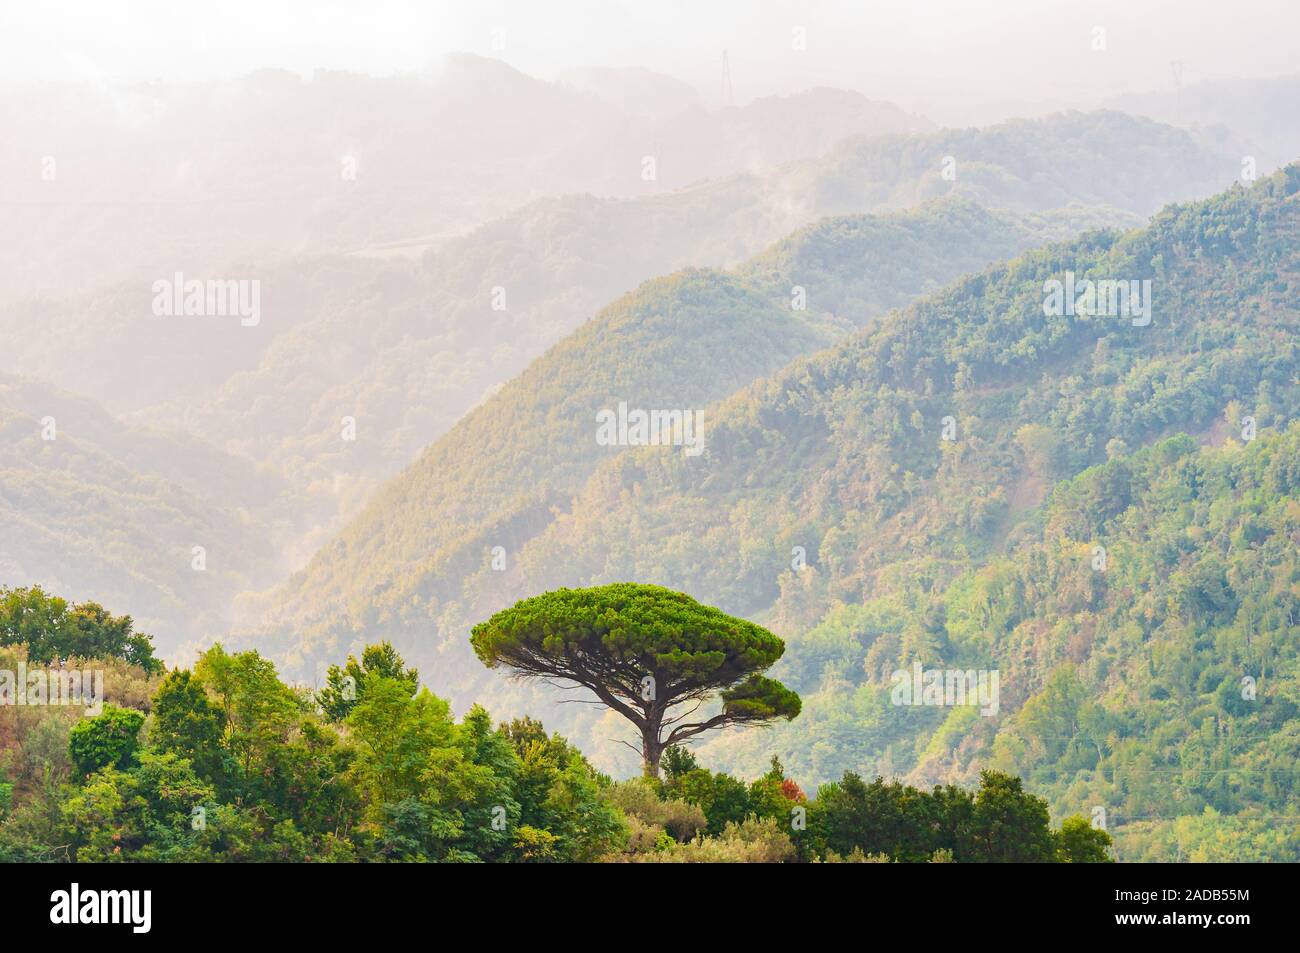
[787,110,1241,217]
[1108,74,1300,175]
[3,111,1234,495]
[0,373,282,650]
[0,111,1248,656]
[557,66,704,117]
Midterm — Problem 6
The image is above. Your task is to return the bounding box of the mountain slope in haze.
[4,112,1231,494]
[251,268,836,659]
[638,87,932,183]
[783,109,1241,218]
[0,372,282,509]
[165,196,1138,503]
[557,66,703,118]
[0,111,1226,662]
[252,195,1155,669]
[0,374,281,650]
[253,107,1256,634]
[1108,74,1300,177]
[736,199,1136,321]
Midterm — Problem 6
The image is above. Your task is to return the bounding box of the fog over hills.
[0,55,928,301]
[1107,74,1300,176]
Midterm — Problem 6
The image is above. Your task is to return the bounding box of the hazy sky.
[3,0,1298,122]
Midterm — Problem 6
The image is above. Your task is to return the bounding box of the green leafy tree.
[538,759,628,861]
[149,669,227,784]
[0,586,159,672]
[471,584,800,776]
[317,641,419,722]
[1055,815,1114,862]
[62,751,215,861]
[670,766,754,836]
[68,705,146,776]
[970,770,1057,862]
[345,677,454,813]
[193,645,307,801]
[748,756,803,822]
[661,745,700,779]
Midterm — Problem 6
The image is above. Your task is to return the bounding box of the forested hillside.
[5,112,1222,654]
[253,197,1134,653]
[257,166,1300,859]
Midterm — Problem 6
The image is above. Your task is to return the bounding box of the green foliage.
[0,586,159,673]
[803,769,1064,863]
[318,641,419,722]
[721,676,802,720]
[1056,815,1114,862]
[970,770,1057,862]
[628,816,798,863]
[0,635,639,862]
[667,764,756,835]
[0,607,1094,862]
[472,584,786,689]
[149,669,226,784]
[68,705,145,776]
[607,778,708,842]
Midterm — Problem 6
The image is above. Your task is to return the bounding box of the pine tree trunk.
[641,725,663,779]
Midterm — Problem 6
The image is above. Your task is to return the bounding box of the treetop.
[470,583,786,691]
